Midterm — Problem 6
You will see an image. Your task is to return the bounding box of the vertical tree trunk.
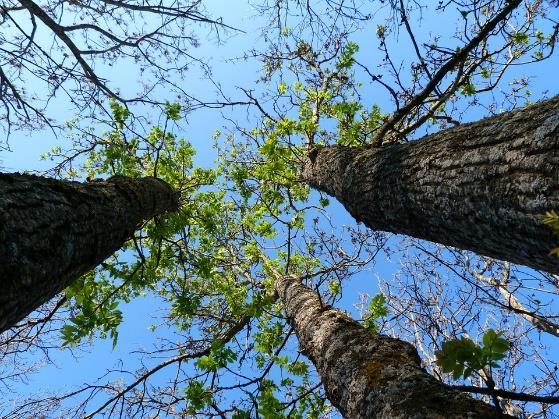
[275,275,510,418]
[0,174,179,333]
[301,97,559,273]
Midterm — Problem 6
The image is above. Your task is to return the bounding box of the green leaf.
[185,381,213,411]
[278,82,288,95]
[436,330,510,380]
[452,364,464,380]
[336,42,359,70]
[109,100,130,129]
[288,361,309,376]
[363,294,388,332]
[482,328,498,347]
[512,32,529,45]
[328,280,341,296]
[460,82,476,96]
[232,411,251,419]
[164,102,182,121]
[480,68,491,79]
[257,380,286,419]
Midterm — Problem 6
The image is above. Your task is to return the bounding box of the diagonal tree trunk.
[275,275,510,418]
[301,96,559,273]
[0,173,179,333]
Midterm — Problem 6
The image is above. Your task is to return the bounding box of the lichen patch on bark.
[275,275,509,418]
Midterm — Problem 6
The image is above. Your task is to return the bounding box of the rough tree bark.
[275,275,511,418]
[301,96,559,273]
[0,174,179,333]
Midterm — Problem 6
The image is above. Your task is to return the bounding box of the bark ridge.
[275,275,511,418]
[302,97,559,273]
[0,174,179,332]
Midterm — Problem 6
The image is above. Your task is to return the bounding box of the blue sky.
[1,1,559,416]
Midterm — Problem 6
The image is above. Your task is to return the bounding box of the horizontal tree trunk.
[275,275,510,418]
[0,174,179,333]
[301,97,559,273]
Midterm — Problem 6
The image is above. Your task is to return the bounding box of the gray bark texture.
[275,275,511,418]
[0,173,179,333]
[301,96,559,273]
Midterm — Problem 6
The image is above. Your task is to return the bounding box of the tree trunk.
[301,97,559,273]
[0,174,179,333]
[275,275,510,418]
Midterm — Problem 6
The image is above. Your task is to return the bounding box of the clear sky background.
[1,0,558,416]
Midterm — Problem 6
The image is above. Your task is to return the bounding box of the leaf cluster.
[435,329,510,380]
[50,100,339,417]
[363,294,389,332]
